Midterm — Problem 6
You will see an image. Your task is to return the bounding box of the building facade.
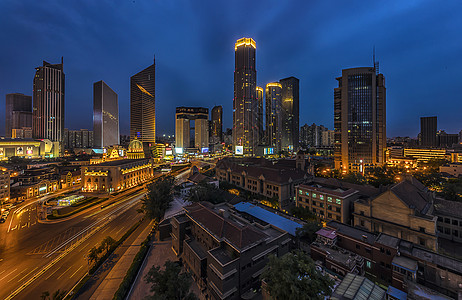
[63,129,94,149]
[0,139,60,160]
[0,171,10,204]
[5,93,32,138]
[211,105,223,143]
[279,76,299,152]
[175,107,209,152]
[81,159,153,193]
[334,67,386,172]
[33,59,65,145]
[420,116,437,147]
[93,80,119,148]
[130,60,155,143]
[434,198,462,243]
[265,83,282,152]
[256,86,264,144]
[171,202,291,300]
[233,38,257,155]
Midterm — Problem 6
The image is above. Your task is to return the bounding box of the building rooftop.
[312,242,363,272]
[375,234,400,249]
[433,198,462,219]
[93,158,149,167]
[392,256,418,272]
[386,286,407,300]
[316,228,337,240]
[233,202,302,236]
[313,177,381,198]
[389,177,433,214]
[209,247,234,265]
[327,221,377,245]
[298,181,357,198]
[331,273,386,300]
[185,203,268,250]
[186,238,207,260]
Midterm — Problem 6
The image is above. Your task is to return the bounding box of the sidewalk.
[89,220,154,300]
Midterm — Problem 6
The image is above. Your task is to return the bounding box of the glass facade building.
[5,93,32,138]
[280,76,299,152]
[266,82,282,152]
[93,80,119,148]
[334,67,386,172]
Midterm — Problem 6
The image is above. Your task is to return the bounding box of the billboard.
[16,147,24,155]
[175,147,183,154]
[201,147,209,153]
[26,147,33,155]
[166,148,173,156]
[264,147,274,155]
[235,146,244,155]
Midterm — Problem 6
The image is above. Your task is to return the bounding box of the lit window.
[313,193,317,198]
[366,261,372,269]
[299,190,303,195]
[320,195,324,200]
[336,199,342,205]
[327,197,333,202]
[305,192,309,196]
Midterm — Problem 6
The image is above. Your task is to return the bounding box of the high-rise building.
[63,129,93,149]
[266,83,282,152]
[33,59,65,144]
[233,38,257,155]
[280,77,299,151]
[93,80,119,148]
[300,123,329,148]
[334,66,386,172]
[211,105,223,142]
[420,116,437,148]
[256,86,264,144]
[175,107,209,151]
[5,93,32,138]
[130,60,155,143]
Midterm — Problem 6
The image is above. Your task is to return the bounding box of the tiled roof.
[185,203,267,250]
[434,198,462,219]
[390,177,432,214]
[326,221,377,245]
[313,177,380,198]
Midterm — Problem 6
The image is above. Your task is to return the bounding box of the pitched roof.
[389,177,432,214]
[185,203,268,250]
[433,198,462,219]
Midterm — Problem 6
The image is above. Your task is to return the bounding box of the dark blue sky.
[1,0,461,138]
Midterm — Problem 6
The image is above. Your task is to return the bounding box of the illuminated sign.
[235,146,243,155]
[166,148,173,156]
[16,147,23,155]
[175,147,183,154]
[201,147,209,153]
[0,148,3,156]
[118,149,125,157]
[26,147,33,155]
[39,186,47,192]
[264,148,274,155]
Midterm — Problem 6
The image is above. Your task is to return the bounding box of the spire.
[373,46,379,75]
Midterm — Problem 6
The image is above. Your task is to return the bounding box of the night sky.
[1,0,461,138]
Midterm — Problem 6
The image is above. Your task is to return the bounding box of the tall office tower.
[256,86,264,144]
[334,66,386,172]
[420,116,437,147]
[279,77,299,151]
[211,105,223,142]
[175,107,209,151]
[130,60,155,143]
[93,80,119,148]
[266,83,283,152]
[5,93,32,138]
[233,37,257,155]
[33,58,65,143]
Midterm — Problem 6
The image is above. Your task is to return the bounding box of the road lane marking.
[57,266,72,280]
[69,266,83,278]
[7,270,25,283]
[0,268,18,282]
[0,270,5,276]
[44,266,60,281]
[7,210,17,233]
[16,267,38,283]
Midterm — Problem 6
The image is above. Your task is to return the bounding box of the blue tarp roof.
[387,286,407,300]
[234,202,302,236]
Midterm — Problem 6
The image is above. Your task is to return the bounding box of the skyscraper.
[130,60,155,143]
[256,86,264,144]
[5,93,32,138]
[233,37,257,155]
[211,105,223,142]
[175,107,209,151]
[33,59,65,143]
[266,82,282,152]
[420,116,437,147]
[334,66,386,172]
[280,77,299,151]
[93,80,119,148]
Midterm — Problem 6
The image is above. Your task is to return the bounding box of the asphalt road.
[0,186,146,300]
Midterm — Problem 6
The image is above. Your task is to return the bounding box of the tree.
[144,260,197,300]
[295,221,321,244]
[88,246,99,265]
[186,181,223,204]
[101,236,116,253]
[291,206,316,222]
[140,175,175,223]
[40,289,67,300]
[261,251,333,300]
[342,172,366,185]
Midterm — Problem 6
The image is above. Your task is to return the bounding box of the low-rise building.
[216,157,308,209]
[353,176,438,251]
[171,202,292,300]
[434,198,462,243]
[0,171,10,204]
[439,162,462,177]
[0,138,60,160]
[81,158,153,193]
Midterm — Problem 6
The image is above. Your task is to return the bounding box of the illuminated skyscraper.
[420,116,437,147]
[256,86,264,144]
[211,105,223,142]
[93,80,119,148]
[266,82,282,152]
[233,37,257,155]
[175,107,209,151]
[280,77,299,151]
[5,93,32,138]
[334,66,386,172]
[130,60,155,143]
[33,58,65,143]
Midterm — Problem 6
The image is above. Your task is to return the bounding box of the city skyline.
[0,1,461,138]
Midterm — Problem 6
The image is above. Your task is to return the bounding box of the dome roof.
[128,139,143,152]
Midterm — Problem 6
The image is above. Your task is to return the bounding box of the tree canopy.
[186,181,224,204]
[144,260,197,300]
[140,175,175,222]
[261,251,333,300]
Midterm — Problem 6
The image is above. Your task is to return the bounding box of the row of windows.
[298,190,342,204]
[438,226,460,237]
[438,216,462,227]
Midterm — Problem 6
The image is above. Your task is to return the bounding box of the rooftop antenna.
[373,46,379,75]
